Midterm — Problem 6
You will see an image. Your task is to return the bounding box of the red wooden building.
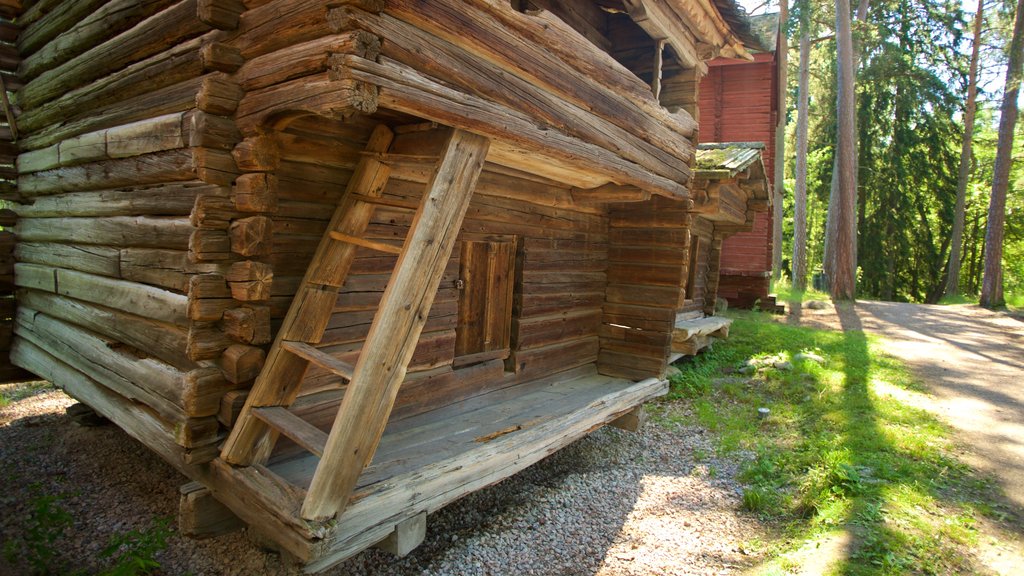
[698,13,780,309]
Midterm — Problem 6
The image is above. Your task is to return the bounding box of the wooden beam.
[622,0,705,73]
[301,129,490,521]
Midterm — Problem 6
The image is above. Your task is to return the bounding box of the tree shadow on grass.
[819,302,1021,574]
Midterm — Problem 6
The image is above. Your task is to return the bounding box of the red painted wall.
[698,52,778,307]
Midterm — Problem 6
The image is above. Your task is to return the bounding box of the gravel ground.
[1,384,765,576]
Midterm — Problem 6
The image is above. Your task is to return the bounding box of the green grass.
[937,293,976,306]
[0,381,51,408]
[771,278,831,304]
[1007,293,1024,312]
[661,311,1018,575]
[938,291,1023,312]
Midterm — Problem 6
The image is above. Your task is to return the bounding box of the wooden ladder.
[220,125,491,522]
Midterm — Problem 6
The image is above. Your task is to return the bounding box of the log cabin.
[698,13,781,310]
[3,0,768,569]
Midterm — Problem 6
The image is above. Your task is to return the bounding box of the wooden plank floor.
[266,366,667,571]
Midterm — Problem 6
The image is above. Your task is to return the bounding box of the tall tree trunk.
[824,0,869,281]
[830,0,858,299]
[792,16,811,290]
[945,0,984,298]
[771,0,789,283]
[981,0,1024,308]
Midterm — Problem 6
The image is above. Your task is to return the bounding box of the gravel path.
[1,386,764,576]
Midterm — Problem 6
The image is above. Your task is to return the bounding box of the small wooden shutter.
[455,238,516,360]
[686,235,701,300]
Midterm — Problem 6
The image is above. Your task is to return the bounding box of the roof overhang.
[690,142,771,225]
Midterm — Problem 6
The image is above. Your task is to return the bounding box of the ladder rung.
[252,407,327,458]
[351,193,419,211]
[329,231,403,255]
[281,341,355,380]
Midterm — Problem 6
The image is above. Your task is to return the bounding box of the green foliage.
[3,489,74,575]
[776,0,1024,302]
[97,518,173,576]
[662,311,1016,574]
[3,488,172,576]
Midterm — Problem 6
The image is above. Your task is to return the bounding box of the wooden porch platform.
[204,366,667,571]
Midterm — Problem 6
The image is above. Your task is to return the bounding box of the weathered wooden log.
[343,56,687,198]
[18,289,196,371]
[380,0,697,139]
[16,263,190,326]
[236,31,381,92]
[221,305,271,344]
[193,148,239,186]
[178,482,245,538]
[197,0,245,30]
[17,33,215,137]
[122,248,226,292]
[15,307,191,422]
[201,42,244,73]
[229,216,272,257]
[10,338,205,474]
[187,321,235,360]
[19,0,178,82]
[12,181,221,218]
[185,111,242,151]
[190,228,233,261]
[235,71,378,135]
[225,0,334,60]
[15,216,193,249]
[221,343,265,384]
[232,135,279,172]
[15,242,121,278]
[232,173,278,213]
[192,195,240,229]
[225,260,273,301]
[17,0,105,56]
[19,149,194,196]
[334,8,692,181]
[197,73,244,116]
[19,0,213,111]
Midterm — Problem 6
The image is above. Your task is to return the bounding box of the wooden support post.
[219,126,395,465]
[375,512,427,557]
[652,39,666,100]
[301,129,490,521]
[609,405,647,432]
[178,482,245,538]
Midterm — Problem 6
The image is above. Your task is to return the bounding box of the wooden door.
[455,237,517,362]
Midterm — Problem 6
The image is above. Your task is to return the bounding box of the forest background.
[748,0,1023,306]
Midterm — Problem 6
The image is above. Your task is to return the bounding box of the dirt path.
[786,300,1024,511]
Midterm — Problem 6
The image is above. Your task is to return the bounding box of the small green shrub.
[3,490,74,575]
[742,487,771,513]
[98,517,173,576]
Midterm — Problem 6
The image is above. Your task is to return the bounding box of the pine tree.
[981,0,1024,307]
